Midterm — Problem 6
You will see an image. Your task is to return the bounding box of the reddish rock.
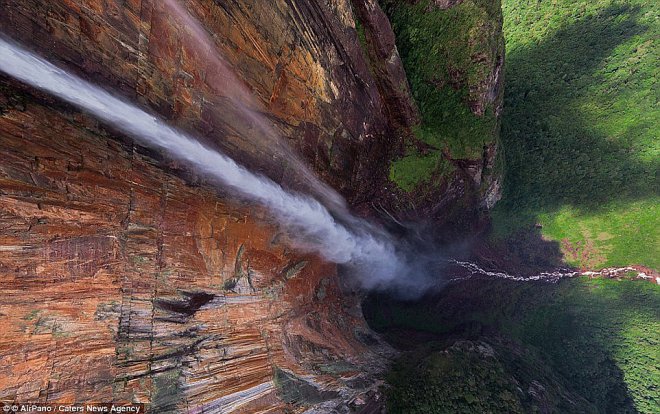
[0,0,403,206]
[0,0,501,410]
[0,94,392,411]
[0,0,404,411]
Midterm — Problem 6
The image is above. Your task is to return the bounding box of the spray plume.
[0,37,427,294]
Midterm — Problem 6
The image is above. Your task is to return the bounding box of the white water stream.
[1,37,649,295]
[160,0,348,213]
[0,37,406,290]
[447,259,648,283]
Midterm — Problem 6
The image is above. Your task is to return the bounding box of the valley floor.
[491,0,659,270]
[364,276,660,413]
[370,0,658,411]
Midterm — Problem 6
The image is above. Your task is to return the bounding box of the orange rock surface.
[0,98,390,411]
[0,0,405,411]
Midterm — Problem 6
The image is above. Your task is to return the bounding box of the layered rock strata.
[0,85,390,412]
[0,0,503,411]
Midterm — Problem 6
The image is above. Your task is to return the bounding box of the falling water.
[1,37,643,298]
[0,37,406,290]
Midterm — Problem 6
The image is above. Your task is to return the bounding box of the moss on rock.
[381,0,503,192]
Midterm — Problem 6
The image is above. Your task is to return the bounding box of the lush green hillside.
[365,277,660,413]
[491,0,659,270]
[372,1,659,412]
[380,0,502,192]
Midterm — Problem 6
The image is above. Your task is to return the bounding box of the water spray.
[0,36,407,291]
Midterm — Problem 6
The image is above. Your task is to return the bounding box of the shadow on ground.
[499,4,654,216]
[364,5,660,413]
[363,276,655,413]
[485,3,656,270]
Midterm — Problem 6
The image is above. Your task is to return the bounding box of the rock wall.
[0,84,390,412]
[0,0,417,207]
[0,0,503,411]
[0,0,405,411]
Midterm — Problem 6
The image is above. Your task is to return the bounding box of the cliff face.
[380,0,505,229]
[0,92,390,412]
[0,96,388,412]
[0,0,416,207]
[0,0,503,412]
[0,0,404,411]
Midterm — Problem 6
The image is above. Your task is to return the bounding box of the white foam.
[0,37,405,288]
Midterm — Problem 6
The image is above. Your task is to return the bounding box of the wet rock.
[0,0,502,410]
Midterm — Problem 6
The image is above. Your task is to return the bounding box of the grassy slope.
[366,277,660,413]
[370,1,659,412]
[491,0,659,269]
[380,0,501,191]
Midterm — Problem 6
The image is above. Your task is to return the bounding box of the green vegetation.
[365,277,660,413]
[375,2,658,412]
[222,277,238,291]
[354,14,368,53]
[386,338,602,413]
[389,150,453,192]
[152,369,183,411]
[492,0,659,269]
[388,341,528,413]
[509,279,660,413]
[380,0,502,191]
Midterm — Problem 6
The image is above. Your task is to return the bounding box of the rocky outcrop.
[0,0,503,411]
[0,84,391,412]
[0,0,409,412]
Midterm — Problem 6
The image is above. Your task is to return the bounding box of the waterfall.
[2,37,622,298]
[0,37,406,290]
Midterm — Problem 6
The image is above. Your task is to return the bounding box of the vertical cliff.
[0,0,504,411]
[0,0,419,207]
[379,0,505,229]
[0,95,389,412]
[0,0,408,411]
